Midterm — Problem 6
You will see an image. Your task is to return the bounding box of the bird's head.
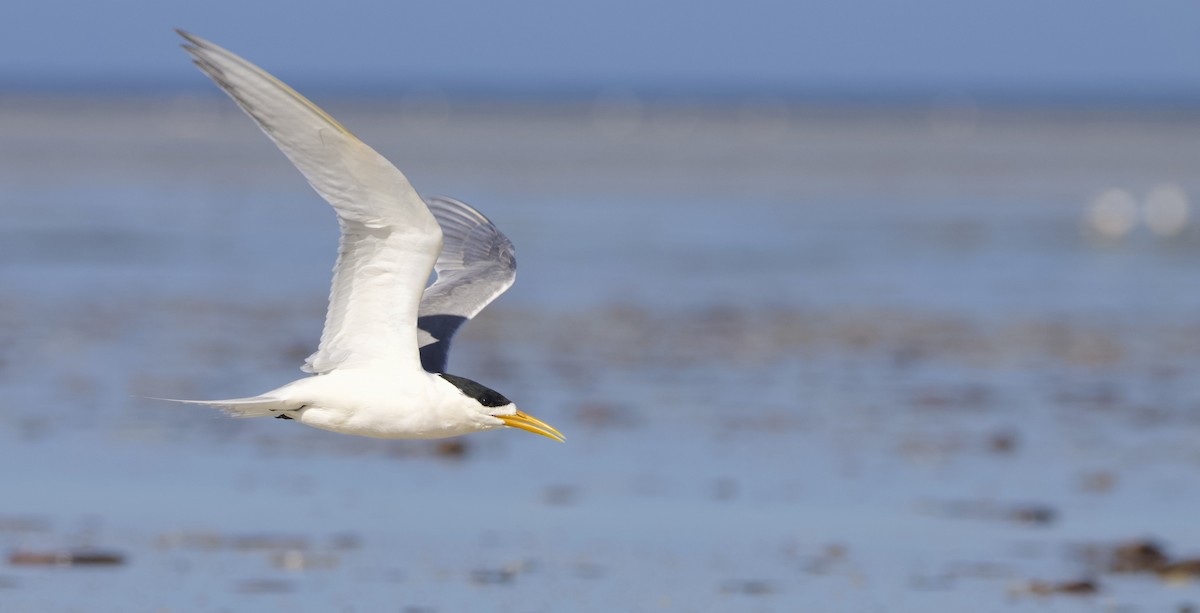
[437,373,564,442]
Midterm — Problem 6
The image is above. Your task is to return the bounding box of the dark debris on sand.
[1075,538,1200,589]
[8,550,126,567]
[720,579,774,596]
[1019,578,1100,597]
[921,500,1057,527]
[1109,540,1170,573]
[234,578,295,594]
[470,568,517,586]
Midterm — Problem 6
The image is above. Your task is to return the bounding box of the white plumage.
[166,30,562,443]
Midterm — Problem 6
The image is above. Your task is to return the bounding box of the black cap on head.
[439,373,512,408]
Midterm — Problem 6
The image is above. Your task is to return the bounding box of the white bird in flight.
[167,30,563,443]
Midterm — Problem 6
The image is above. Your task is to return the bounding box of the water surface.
[1,97,1200,611]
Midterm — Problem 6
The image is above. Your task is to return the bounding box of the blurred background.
[2,1,1200,611]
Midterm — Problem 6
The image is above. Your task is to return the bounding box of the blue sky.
[1,0,1198,97]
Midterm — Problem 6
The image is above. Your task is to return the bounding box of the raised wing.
[179,31,442,374]
[417,196,517,373]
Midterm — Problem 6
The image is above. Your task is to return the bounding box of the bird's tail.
[152,395,294,418]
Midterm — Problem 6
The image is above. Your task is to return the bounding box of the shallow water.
[1,96,1200,611]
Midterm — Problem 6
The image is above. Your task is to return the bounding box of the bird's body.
[168,31,562,443]
[222,370,503,439]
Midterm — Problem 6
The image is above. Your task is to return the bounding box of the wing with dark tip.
[417,196,517,373]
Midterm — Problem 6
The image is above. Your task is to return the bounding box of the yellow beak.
[497,410,565,442]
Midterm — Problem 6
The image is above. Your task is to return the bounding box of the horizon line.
[3,76,1200,110]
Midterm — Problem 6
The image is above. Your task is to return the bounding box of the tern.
[167,30,563,443]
